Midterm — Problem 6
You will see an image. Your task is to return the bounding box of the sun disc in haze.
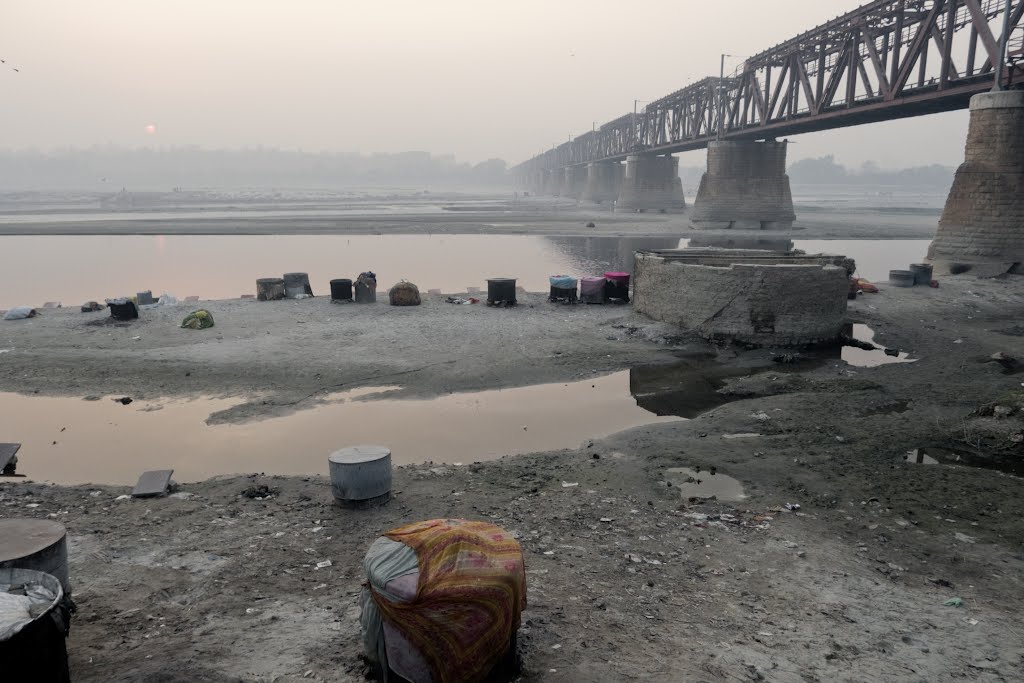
[144,124,157,135]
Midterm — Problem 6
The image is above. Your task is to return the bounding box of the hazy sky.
[1,1,971,167]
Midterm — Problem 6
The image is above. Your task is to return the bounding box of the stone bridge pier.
[542,168,563,196]
[563,166,587,200]
[928,90,1024,274]
[581,161,624,204]
[616,154,686,213]
[529,171,545,195]
[689,140,795,230]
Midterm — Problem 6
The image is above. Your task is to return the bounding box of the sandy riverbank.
[0,194,942,240]
[1,273,1023,681]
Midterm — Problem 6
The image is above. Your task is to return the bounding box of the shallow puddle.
[665,467,747,502]
[904,447,1024,477]
[842,324,915,367]
[629,357,757,418]
[0,373,680,485]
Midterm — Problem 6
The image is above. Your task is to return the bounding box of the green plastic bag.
[181,309,215,330]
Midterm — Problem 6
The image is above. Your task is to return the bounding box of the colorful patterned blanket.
[370,519,526,683]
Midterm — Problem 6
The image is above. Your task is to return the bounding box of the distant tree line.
[678,155,954,188]
[0,146,510,191]
[785,155,954,186]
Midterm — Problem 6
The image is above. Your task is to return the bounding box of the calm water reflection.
[0,234,927,308]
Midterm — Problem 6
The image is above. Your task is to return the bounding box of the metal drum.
[909,263,933,286]
[889,270,915,287]
[328,446,392,508]
[604,271,630,302]
[0,519,70,595]
[283,272,313,298]
[330,278,353,301]
[580,276,606,304]
[256,278,286,301]
[548,275,578,303]
[486,278,517,306]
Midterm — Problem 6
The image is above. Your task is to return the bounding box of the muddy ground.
[0,292,677,424]
[1,271,1023,682]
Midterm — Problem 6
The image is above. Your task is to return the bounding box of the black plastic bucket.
[0,568,72,683]
[487,278,517,306]
[330,279,353,301]
[604,280,630,302]
[108,300,138,320]
[909,263,933,286]
[549,286,577,303]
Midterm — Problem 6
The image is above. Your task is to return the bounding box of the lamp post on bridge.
[993,0,1013,92]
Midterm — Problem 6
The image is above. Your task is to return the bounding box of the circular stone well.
[632,248,850,346]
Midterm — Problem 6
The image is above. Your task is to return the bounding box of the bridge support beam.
[689,140,795,230]
[563,166,586,200]
[616,155,686,213]
[928,91,1024,274]
[581,161,624,204]
[542,169,563,196]
[528,171,544,195]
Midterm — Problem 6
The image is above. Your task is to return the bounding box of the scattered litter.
[963,618,979,626]
[241,484,278,500]
[561,482,579,488]
[169,492,193,500]
[115,495,131,501]
[599,517,613,523]
[625,553,642,563]
[130,336,141,341]
[114,397,133,405]
[855,278,879,293]
[445,297,480,305]
[751,411,771,422]
[181,309,215,330]
[81,301,104,313]
[953,532,976,544]
[943,598,963,607]
[784,503,801,511]
[542,550,555,556]
[551,644,562,650]
[722,433,761,439]
[106,298,139,320]
[2,307,37,321]
[315,560,332,569]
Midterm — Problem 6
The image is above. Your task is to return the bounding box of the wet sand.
[0,191,943,239]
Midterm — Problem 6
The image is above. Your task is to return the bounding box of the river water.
[0,234,929,309]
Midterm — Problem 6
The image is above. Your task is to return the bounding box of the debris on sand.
[240,484,278,500]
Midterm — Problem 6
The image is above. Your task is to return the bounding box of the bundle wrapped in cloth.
[360,519,526,683]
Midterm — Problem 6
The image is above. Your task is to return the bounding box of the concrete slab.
[132,469,174,498]
[0,443,21,473]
